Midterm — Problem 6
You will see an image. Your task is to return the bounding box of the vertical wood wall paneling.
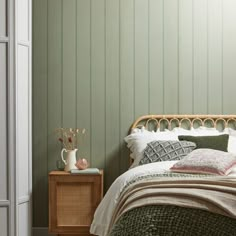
[48,0,62,172]
[32,0,236,229]
[179,0,193,114]
[105,0,120,188]
[193,0,208,114]
[149,0,164,114]
[208,0,223,114]
[62,0,76,127]
[91,0,105,169]
[134,0,149,117]
[119,0,134,173]
[0,0,6,36]
[33,0,48,227]
[223,0,236,114]
[163,0,178,114]
[0,44,7,200]
[76,0,91,163]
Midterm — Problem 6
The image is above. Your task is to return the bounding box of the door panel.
[0,43,8,200]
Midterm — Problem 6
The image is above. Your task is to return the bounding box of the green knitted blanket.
[108,173,236,236]
[110,205,236,236]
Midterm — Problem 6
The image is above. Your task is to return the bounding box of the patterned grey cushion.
[139,140,196,165]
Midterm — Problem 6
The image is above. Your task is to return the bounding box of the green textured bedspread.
[90,171,236,236]
[110,205,236,236]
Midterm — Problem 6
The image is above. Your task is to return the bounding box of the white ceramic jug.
[61,148,77,172]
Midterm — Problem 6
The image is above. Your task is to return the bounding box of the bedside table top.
[49,169,103,176]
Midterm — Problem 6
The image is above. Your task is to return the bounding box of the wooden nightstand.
[48,170,103,236]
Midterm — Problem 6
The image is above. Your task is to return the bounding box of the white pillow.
[221,128,236,155]
[169,126,221,136]
[224,127,236,137]
[228,135,236,154]
[124,128,178,168]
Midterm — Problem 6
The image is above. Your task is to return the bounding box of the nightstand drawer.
[49,170,103,235]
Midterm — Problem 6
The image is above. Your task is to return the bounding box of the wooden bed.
[90,114,236,236]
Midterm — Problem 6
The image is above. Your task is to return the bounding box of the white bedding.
[90,161,236,236]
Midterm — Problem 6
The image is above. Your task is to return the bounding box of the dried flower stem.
[54,128,86,150]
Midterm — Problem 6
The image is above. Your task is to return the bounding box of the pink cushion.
[170,149,236,175]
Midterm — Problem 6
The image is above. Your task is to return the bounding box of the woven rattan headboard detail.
[131,114,236,132]
[129,114,236,165]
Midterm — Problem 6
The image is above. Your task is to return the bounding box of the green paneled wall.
[33,0,236,227]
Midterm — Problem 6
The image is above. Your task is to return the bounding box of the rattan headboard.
[131,114,236,132]
[129,114,236,165]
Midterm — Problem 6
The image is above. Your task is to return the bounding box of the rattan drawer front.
[57,182,93,226]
